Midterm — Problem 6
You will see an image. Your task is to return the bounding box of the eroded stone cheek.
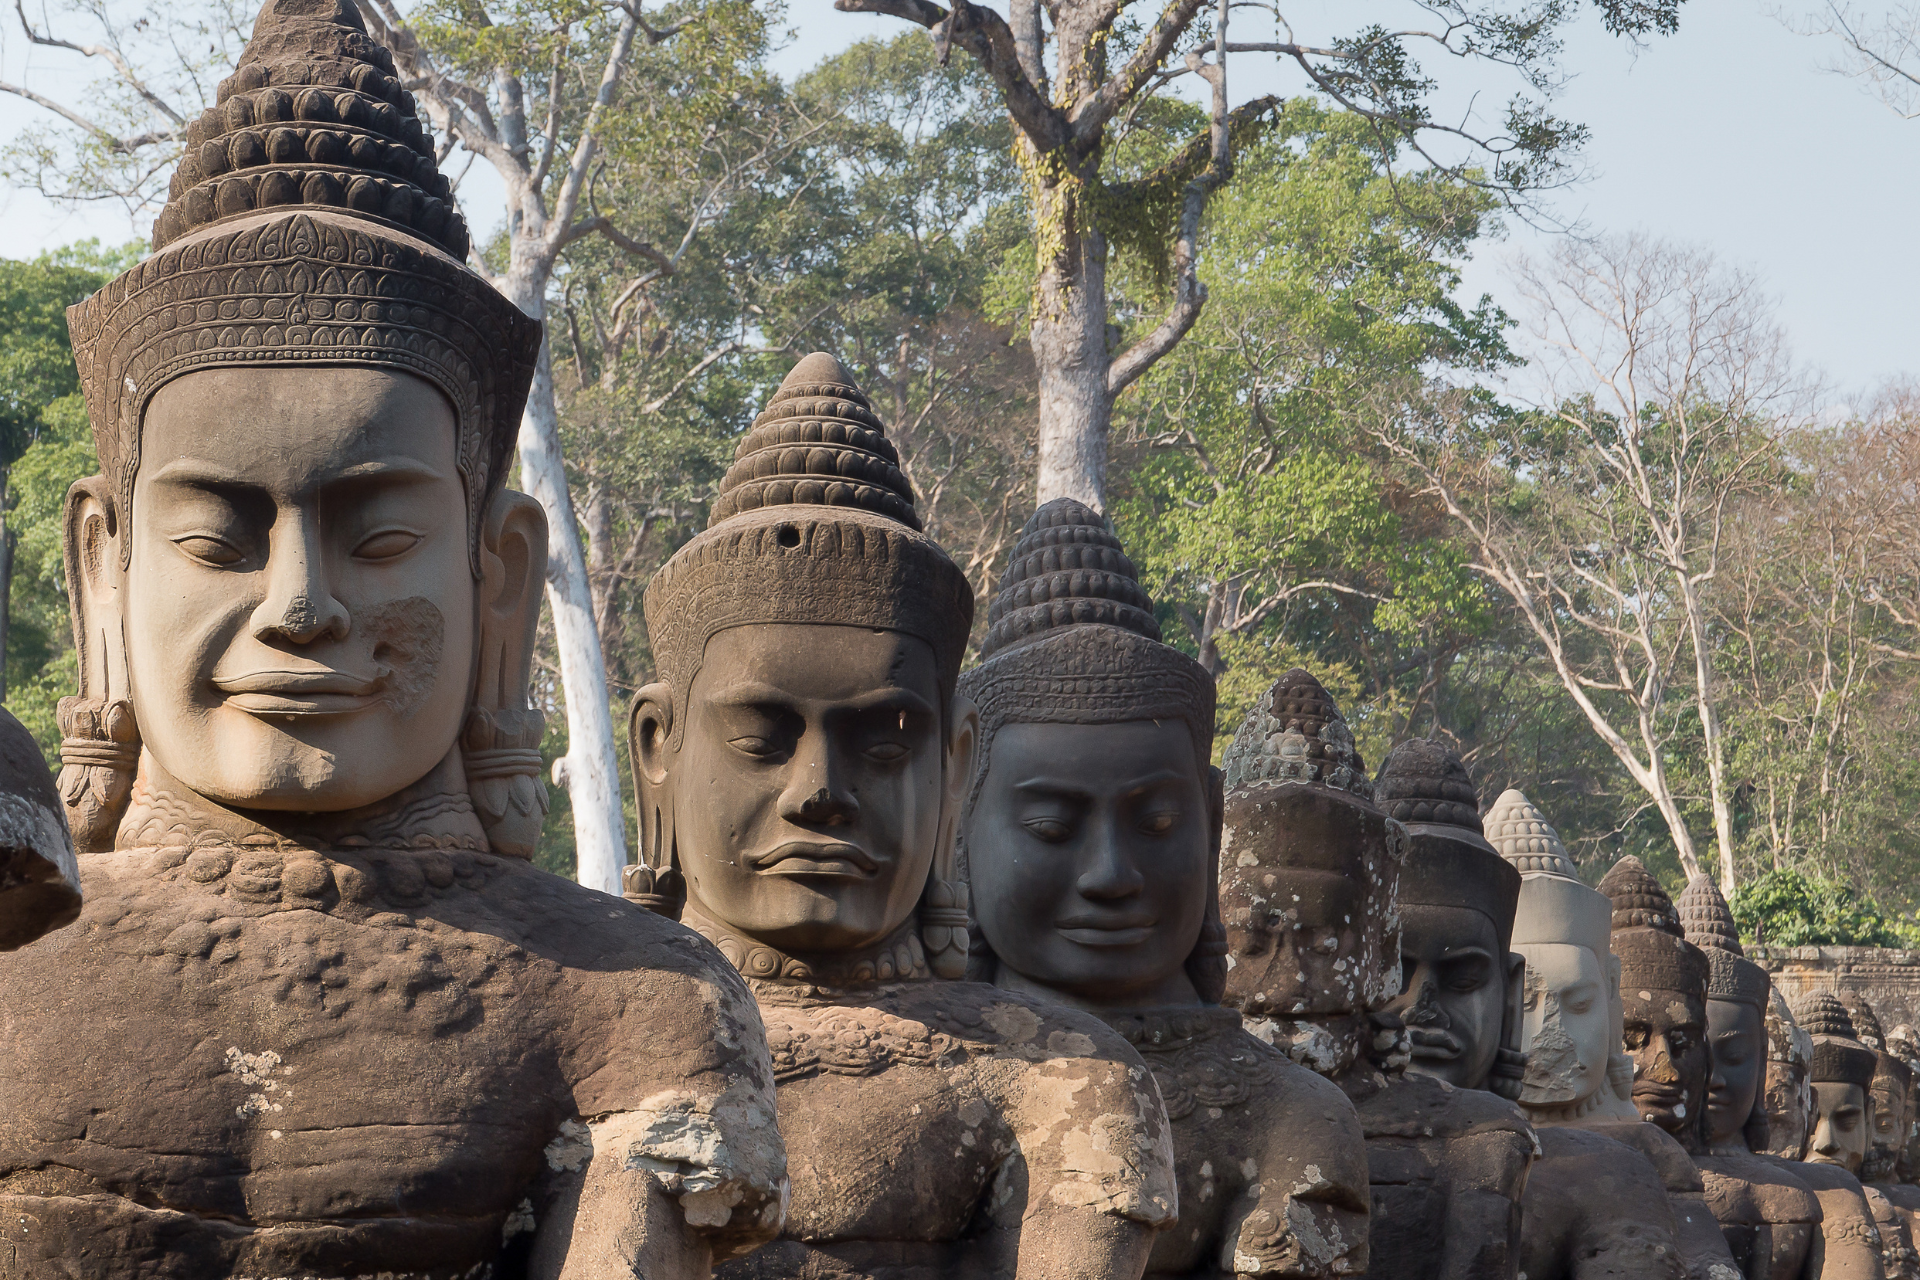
[363,596,445,714]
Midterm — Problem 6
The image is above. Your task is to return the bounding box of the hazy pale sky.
[3,0,1912,397]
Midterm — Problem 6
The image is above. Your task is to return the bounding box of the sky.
[2,0,1914,398]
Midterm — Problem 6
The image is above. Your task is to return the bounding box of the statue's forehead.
[137,365,460,485]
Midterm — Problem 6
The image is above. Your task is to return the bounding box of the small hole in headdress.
[775,523,800,549]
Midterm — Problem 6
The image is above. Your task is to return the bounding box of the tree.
[1797,2,1920,116]
[1110,102,1510,756]
[1730,867,1904,947]
[1382,236,1809,894]
[835,0,1682,510]
[0,0,798,892]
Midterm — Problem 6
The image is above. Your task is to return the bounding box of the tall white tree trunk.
[1031,196,1113,509]
[507,270,628,895]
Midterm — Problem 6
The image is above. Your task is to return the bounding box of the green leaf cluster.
[1729,867,1907,949]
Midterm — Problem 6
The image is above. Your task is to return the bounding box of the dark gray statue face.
[1390,904,1508,1089]
[1705,999,1766,1150]
[665,623,949,953]
[967,719,1210,1008]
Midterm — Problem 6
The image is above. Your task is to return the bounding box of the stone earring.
[920,876,971,979]
[57,696,137,853]
[623,790,685,920]
[460,706,549,859]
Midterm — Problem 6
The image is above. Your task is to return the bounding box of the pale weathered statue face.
[661,624,958,954]
[966,720,1210,1009]
[1518,942,1611,1108]
[1705,999,1766,1150]
[1809,1080,1872,1172]
[124,367,474,812]
[1389,904,1510,1090]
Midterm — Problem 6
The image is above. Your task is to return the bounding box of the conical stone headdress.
[1221,668,1371,799]
[66,0,538,576]
[643,352,973,748]
[1486,789,1609,957]
[1601,856,1709,996]
[1844,993,1886,1050]
[958,498,1213,769]
[1678,876,1770,1010]
[1377,741,1519,955]
[1797,991,1879,1089]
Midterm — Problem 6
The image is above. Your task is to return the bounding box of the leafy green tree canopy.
[1730,866,1905,948]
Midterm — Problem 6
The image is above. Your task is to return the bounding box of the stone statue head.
[58,0,550,856]
[1853,998,1915,1182]
[1889,1024,1920,1178]
[1374,741,1524,1096]
[0,705,81,949]
[1763,987,1816,1161]
[1678,876,1772,1155]
[630,353,977,982]
[1798,991,1880,1174]
[955,499,1222,1011]
[1486,788,1635,1122]
[1602,856,1712,1150]
[1216,668,1409,1077]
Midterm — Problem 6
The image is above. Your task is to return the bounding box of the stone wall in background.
[1750,946,1920,1029]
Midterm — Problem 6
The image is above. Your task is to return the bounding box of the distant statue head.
[1845,996,1916,1182]
[1797,991,1880,1174]
[59,0,549,855]
[955,498,1220,1011]
[1601,857,1712,1150]
[630,353,977,981]
[1763,988,1816,1161]
[1216,669,1408,1077]
[1486,788,1635,1122]
[1889,1024,1920,1178]
[1374,741,1523,1096]
[1678,876,1773,1155]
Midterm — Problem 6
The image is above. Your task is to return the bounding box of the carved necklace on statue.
[679,904,931,993]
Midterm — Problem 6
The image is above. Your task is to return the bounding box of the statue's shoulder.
[1697,1152,1822,1225]
[1355,1072,1534,1144]
[1575,1120,1709,1193]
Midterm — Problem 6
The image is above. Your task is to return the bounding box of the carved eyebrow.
[145,457,446,490]
[705,682,935,719]
[1015,769,1188,798]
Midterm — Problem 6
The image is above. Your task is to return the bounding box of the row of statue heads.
[6,3,1920,1277]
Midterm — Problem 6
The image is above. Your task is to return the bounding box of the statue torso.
[1338,1063,1536,1280]
[1103,1007,1366,1279]
[0,843,780,1278]
[1697,1150,1820,1280]
[716,978,1176,1280]
[1782,1161,1888,1280]
[1523,1126,1686,1280]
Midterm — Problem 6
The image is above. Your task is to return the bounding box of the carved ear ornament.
[622,862,685,919]
[56,696,138,853]
[1489,1046,1527,1101]
[919,875,971,981]
[459,706,548,860]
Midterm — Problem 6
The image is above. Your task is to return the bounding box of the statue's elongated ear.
[57,476,135,853]
[463,489,550,860]
[623,683,684,918]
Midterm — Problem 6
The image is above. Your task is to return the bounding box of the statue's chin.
[167,743,447,814]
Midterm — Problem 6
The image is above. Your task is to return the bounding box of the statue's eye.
[863,742,909,763]
[1023,817,1072,843]
[727,736,778,758]
[354,529,422,561]
[173,535,244,567]
[1138,809,1178,835]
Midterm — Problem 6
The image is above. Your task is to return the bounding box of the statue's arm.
[528,1129,711,1280]
[1221,1080,1370,1277]
[973,1036,1179,1279]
